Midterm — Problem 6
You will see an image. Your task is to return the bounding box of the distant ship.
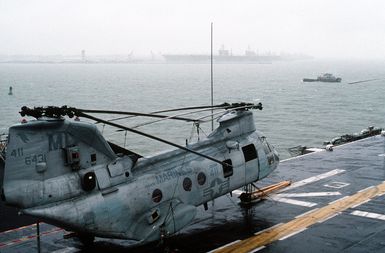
[163,45,309,64]
[303,73,342,83]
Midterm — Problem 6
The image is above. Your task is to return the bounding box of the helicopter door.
[223,148,246,189]
[241,144,259,180]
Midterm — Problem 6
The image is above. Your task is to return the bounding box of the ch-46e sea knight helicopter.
[0,102,279,245]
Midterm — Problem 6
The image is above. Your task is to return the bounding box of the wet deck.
[1,135,385,252]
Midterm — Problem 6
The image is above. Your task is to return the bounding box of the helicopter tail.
[2,118,117,208]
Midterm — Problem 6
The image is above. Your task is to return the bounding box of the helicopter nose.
[261,137,279,169]
[268,144,280,170]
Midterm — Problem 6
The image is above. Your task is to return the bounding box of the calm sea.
[1,60,384,159]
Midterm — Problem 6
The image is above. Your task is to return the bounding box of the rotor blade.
[78,108,197,122]
[77,112,231,168]
[107,103,231,123]
[115,106,213,130]
[196,104,259,121]
[130,106,226,128]
[149,102,262,119]
[104,102,261,123]
[152,103,230,114]
[130,103,261,128]
[199,114,223,123]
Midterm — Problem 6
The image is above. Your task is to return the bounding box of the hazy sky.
[1,0,385,59]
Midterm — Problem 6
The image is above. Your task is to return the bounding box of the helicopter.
[0,102,279,245]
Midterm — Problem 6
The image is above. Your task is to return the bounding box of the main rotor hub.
[20,106,79,119]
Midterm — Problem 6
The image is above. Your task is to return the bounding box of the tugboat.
[303,73,342,83]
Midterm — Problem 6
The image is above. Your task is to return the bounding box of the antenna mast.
[210,22,214,131]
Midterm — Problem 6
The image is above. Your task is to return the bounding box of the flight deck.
[1,134,385,252]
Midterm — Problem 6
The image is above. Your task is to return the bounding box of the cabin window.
[197,172,206,185]
[183,177,192,191]
[90,153,96,164]
[152,189,163,203]
[242,144,258,162]
[222,159,233,178]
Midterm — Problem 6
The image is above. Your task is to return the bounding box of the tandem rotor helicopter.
[0,102,279,245]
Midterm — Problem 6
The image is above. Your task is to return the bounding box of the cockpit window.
[262,141,271,154]
[261,137,277,165]
[242,144,258,162]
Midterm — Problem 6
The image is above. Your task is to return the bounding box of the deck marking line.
[279,169,345,192]
[0,223,40,235]
[278,227,307,241]
[254,223,284,235]
[212,181,385,253]
[270,196,317,207]
[324,182,350,189]
[282,149,326,162]
[277,192,341,198]
[351,210,385,221]
[328,196,349,205]
[0,227,63,249]
[351,199,371,208]
[248,246,266,253]
[234,169,344,198]
[206,240,241,253]
[358,186,375,192]
[317,212,341,223]
[295,208,320,219]
[51,247,79,253]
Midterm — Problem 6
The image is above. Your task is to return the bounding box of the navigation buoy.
[8,86,13,95]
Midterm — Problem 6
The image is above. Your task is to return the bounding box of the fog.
[1,0,385,59]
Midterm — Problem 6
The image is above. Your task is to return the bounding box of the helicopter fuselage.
[2,109,279,243]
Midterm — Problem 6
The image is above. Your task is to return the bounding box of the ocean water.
[1,60,384,159]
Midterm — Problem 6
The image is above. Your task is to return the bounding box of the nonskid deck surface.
[1,135,384,253]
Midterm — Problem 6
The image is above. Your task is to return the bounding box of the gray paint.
[2,109,279,243]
